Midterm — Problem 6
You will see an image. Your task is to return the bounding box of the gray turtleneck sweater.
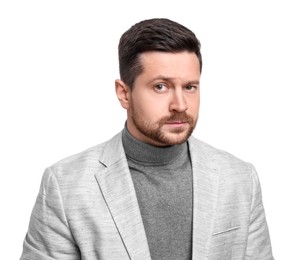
[122,127,193,260]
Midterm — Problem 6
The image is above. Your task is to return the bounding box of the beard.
[130,104,198,146]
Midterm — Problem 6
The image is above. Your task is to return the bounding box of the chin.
[161,132,191,146]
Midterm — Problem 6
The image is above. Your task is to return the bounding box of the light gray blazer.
[20,132,274,259]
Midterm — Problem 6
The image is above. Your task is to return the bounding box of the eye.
[154,83,168,92]
[184,85,198,92]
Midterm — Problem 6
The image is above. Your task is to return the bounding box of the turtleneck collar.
[122,124,188,165]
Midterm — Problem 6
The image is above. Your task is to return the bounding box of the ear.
[115,79,130,110]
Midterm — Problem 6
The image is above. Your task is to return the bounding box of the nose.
[169,89,187,112]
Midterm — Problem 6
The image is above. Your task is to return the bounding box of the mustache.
[159,112,194,124]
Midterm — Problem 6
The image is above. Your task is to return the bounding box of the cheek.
[138,101,166,120]
[132,92,169,117]
[187,95,200,112]
[194,99,200,111]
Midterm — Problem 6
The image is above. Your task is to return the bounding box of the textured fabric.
[20,132,274,260]
[122,127,193,260]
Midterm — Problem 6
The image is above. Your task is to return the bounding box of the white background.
[1,1,297,259]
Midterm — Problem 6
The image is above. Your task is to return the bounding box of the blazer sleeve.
[20,167,80,260]
[245,165,274,259]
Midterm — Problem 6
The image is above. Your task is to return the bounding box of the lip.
[165,121,187,125]
[166,120,187,123]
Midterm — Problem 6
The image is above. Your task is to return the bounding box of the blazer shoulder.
[51,143,102,169]
[189,137,259,205]
[48,132,122,179]
[189,136,254,175]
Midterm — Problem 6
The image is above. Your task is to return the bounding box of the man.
[20,18,274,259]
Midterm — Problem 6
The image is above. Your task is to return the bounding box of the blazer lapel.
[189,137,220,259]
[94,133,151,260]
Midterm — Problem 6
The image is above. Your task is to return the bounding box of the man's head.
[118,18,202,89]
[116,18,202,146]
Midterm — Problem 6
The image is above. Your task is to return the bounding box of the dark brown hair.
[118,18,202,88]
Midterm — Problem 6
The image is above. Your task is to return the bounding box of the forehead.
[138,51,201,80]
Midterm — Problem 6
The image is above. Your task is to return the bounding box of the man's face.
[124,51,201,146]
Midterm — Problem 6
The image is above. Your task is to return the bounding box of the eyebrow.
[148,76,200,85]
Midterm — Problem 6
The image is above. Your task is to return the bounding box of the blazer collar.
[188,136,220,259]
[95,133,219,259]
[95,132,151,260]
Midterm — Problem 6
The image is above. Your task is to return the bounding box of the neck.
[122,125,187,164]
